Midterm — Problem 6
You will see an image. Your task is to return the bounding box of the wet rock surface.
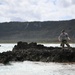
[0,41,75,64]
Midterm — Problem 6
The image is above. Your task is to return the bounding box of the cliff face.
[0,19,75,42]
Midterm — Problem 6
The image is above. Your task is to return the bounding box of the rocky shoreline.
[0,41,75,65]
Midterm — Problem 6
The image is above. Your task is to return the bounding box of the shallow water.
[0,61,75,75]
[0,43,75,75]
[0,43,16,53]
[42,43,75,47]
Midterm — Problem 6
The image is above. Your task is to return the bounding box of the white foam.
[0,61,75,75]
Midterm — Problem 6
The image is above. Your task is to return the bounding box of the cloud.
[56,0,72,7]
[0,0,75,22]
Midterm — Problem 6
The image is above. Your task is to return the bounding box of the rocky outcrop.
[0,41,75,64]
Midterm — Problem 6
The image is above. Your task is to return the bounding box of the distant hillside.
[0,19,75,43]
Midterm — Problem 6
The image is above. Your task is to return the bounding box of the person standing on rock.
[58,30,71,49]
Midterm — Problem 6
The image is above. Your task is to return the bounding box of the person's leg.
[66,41,70,48]
[61,40,65,49]
[62,43,65,49]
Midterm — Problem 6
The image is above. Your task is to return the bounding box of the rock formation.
[0,41,75,65]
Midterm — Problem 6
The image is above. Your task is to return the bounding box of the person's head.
[61,29,65,33]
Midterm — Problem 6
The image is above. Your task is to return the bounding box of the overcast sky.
[0,0,75,22]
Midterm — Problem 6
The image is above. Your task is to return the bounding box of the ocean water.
[0,43,16,53]
[0,43,75,75]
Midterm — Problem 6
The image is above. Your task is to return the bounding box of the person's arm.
[68,37,70,40]
[66,33,70,40]
[58,35,61,41]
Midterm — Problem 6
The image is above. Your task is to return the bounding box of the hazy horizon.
[0,19,74,23]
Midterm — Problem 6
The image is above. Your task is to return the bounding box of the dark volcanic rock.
[0,41,75,64]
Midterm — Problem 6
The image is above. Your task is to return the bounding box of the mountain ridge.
[0,19,75,43]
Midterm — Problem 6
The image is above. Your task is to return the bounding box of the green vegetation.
[0,19,75,43]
